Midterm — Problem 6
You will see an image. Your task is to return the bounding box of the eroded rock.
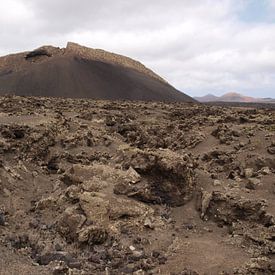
[57,206,86,241]
[115,149,196,206]
[78,225,108,245]
[198,191,274,226]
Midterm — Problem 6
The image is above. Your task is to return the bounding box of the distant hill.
[195,92,275,103]
[194,94,219,102]
[0,42,195,102]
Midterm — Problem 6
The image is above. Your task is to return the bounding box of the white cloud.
[269,0,275,8]
[0,0,32,23]
[0,0,275,97]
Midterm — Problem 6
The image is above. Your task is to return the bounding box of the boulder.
[57,206,86,241]
[115,149,196,206]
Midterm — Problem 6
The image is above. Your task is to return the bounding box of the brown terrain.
[0,43,194,103]
[0,95,275,274]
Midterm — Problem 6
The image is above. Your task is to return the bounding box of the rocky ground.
[0,95,274,274]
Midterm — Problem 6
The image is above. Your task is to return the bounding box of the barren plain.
[0,96,274,274]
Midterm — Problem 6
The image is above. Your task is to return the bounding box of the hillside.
[0,43,195,102]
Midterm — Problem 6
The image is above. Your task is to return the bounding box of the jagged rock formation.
[0,96,274,274]
[0,42,195,102]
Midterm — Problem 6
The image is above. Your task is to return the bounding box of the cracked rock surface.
[0,96,274,274]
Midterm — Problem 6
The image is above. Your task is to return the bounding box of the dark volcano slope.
[0,43,195,102]
[0,56,193,102]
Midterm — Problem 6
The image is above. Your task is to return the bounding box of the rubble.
[0,95,274,274]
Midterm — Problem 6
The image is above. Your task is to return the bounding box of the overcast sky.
[1,0,275,98]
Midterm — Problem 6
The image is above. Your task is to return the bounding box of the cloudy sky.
[1,0,275,98]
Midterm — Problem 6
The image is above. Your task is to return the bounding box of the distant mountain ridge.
[195,92,275,103]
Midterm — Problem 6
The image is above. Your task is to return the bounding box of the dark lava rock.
[36,251,80,268]
[9,234,30,249]
[0,212,5,226]
[25,49,52,59]
[115,149,196,206]
[267,144,275,154]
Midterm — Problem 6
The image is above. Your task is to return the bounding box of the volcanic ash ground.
[0,96,275,274]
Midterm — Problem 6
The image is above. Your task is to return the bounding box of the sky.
[0,0,275,98]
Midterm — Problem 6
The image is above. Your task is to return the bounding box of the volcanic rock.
[198,191,274,226]
[114,148,196,206]
[0,95,274,274]
[0,211,5,226]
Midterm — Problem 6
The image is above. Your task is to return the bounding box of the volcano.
[0,42,195,102]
